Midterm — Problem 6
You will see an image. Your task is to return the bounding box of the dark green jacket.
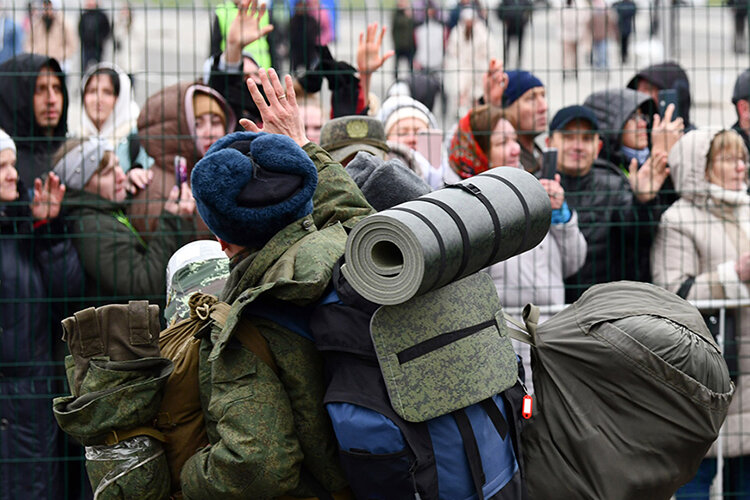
[180,143,373,499]
[64,189,194,307]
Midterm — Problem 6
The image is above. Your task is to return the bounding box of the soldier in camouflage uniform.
[180,68,373,499]
[164,240,230,325]
[319,115,389,166]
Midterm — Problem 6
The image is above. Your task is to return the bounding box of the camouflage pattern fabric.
[303,142,375,233]
[370,272,518,422]
[164,258,230,325]
[181,144,370,499]
[53,356,173,446]
[54,302,174,497]
[319,116,389,164]
[85,436,170,500]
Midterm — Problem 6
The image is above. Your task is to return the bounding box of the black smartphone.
[174,155,188,186]
[658,89,679,117]
[541,148,557,180]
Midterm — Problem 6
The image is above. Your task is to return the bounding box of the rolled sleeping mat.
[342,167,551,305]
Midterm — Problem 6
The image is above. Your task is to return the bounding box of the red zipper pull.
[522,395,533,419]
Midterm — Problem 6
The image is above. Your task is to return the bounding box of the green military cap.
[319,116,389,164]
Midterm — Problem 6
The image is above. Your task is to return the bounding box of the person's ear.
[217,237,229,252]
[597,137,603,155]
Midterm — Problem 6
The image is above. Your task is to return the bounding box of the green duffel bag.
[508,281,734,500]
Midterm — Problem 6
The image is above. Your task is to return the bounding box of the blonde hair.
[707,130,748,167]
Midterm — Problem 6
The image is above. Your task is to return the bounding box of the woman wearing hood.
[447,104,587,391]
[584,87,683,175]
[130,82,235,239]
[78,62,150,172]
[652,128,750,498]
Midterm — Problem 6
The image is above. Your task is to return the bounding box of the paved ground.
[56,1,750,131]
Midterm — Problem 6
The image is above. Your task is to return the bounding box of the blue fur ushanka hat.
[191,131,318,248]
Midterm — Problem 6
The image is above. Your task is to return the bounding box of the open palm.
[31,172,65,220]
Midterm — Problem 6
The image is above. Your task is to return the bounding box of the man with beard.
[0,54,68,188]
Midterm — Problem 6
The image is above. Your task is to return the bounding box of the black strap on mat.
[397,319,496,364]
[446,182,503,268]
[415,197,471,282]
[391,206,448,288]
[453,408,486,500]
[482,173,531,257]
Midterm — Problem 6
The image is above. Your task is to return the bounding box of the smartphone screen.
[658,89,679,117]
[416,129,444,168]
[541,148,557,180]
[174,156,188,186]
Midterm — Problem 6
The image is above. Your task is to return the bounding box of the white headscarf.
[78,62,140,147]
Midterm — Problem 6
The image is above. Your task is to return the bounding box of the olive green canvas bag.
[505,282,735,500]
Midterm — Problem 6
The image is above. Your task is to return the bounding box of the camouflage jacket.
[180,144,373,499]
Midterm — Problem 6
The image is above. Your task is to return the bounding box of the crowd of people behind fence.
[1,0,750,498]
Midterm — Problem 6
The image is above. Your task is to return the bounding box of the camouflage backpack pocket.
[370,272,518,423]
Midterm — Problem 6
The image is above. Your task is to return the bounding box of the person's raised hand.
[226,0,274,63]
[736,252,750,282]
[628,151,670,203]
[357,23,394,77]
[164,183,195,216]
[240,68,309,147]
[651,103,684,157]
[31,172,65,220]
[539,174,565,210]
[126,168,153,195]
[482,58,508,108]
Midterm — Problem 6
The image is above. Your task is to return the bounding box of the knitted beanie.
[0,129,16,154]
[191,131,318,248]
[502,71,544,107]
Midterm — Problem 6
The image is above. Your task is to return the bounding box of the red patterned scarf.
[448,111,488,179]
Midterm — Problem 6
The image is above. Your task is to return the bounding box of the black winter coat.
[560,160,663,302]
[0,187,82,499]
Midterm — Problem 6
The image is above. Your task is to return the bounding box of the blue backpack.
[310,266,528,500]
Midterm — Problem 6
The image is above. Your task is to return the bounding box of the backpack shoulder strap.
[208,300,280,376]
[503,303,539,346]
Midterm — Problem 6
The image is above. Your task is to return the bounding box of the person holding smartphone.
[54,137,196,309]
[447,104,586,392]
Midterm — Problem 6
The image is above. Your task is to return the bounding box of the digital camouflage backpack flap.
[370,272,518,422]
[53,301,173,499]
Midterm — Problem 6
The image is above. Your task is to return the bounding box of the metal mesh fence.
[0,0,749,497]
